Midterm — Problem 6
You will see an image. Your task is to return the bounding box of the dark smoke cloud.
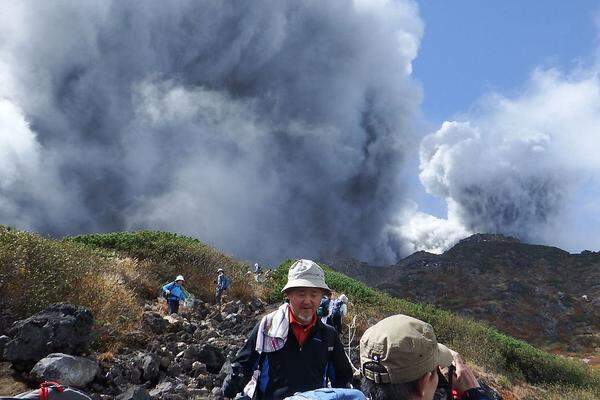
[0,1,423,264]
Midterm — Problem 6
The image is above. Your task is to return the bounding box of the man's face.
[176,280,184,286]
[286,287,324,324]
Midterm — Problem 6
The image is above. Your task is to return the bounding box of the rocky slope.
[0,300,266,399]
[324,234,600,355]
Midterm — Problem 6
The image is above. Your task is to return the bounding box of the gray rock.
[137,354,160,383]
[149,381,175,398]
[209,387,223,400]
[116,386,151,400]
[4,303,93,370]
[0,334,9,358]
[196,344,225,374]
[192,362,207,373]
[31,353,100,388]
[149,381,189,400]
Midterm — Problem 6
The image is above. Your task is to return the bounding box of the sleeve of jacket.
[179,288,188,301]
[222,322,260,397]
[329,330,353,388]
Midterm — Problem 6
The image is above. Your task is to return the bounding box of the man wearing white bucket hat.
[222,259,353,400]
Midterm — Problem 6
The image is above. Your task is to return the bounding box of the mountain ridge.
[323,233,600,358]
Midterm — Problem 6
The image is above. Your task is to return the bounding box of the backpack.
[284,388,366,400]
[0,381,92,400]
[330,299,344,318]
[221,275,230,290]
[316,297,330,317]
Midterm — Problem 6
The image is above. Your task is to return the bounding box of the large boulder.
[31,353,100,388]
[3,303,93,370]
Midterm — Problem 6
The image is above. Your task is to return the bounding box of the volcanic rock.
[116,386,151,400]
[31,353,100,388]
[3,303,93,370]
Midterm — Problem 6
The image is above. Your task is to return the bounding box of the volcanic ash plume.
[0,1,423,264]
[415,68,600,252]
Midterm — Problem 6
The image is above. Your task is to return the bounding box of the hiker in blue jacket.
[162,275,188,314]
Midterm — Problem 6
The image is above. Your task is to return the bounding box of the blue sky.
[414,1,598,124]
[409,1,600,220]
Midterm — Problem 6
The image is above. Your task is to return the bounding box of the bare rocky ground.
[0,299,267,400]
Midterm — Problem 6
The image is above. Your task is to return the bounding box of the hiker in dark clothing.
[326,293,348,333]
[215,268,230,305]
[222,259,353,400]
[317,294,331,324]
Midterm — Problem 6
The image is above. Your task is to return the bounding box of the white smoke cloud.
[0,1,424,264]
[414,67,600,252]
[391,200,471,254]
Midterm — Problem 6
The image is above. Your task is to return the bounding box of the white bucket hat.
[281,259,330,293]
[175,275,185,281]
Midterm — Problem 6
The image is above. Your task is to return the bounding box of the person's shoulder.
[317,319,338,337]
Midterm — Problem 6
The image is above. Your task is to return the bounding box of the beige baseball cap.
[360,314,453,384]
[281,259,331,293]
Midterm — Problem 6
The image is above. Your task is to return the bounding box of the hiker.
[254,262,262,274]
[254,262,264,282]
[162,275,188,315]
[326,294,348,333]
[317,294,331,324]
[215,268,230,305]
[360,315,492,400]
[222,259,353,400]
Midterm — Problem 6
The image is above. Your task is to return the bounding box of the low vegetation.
[0,228,254,349]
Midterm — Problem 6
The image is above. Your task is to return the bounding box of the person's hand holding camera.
[449,350,480,394]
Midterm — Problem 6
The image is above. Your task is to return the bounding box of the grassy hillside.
[0,228,253,349]
[0,227,598,398]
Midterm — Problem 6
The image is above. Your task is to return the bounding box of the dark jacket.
[223,318,353,400]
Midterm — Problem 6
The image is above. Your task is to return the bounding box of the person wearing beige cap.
[222,259,353,400]
[359,315,492,400]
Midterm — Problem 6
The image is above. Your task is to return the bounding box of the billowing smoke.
[414,68,600,251]
[0,1,423,264]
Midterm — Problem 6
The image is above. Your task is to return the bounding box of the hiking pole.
[344,315,360,373]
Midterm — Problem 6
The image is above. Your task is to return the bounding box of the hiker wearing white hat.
[162,275,188,315]
[215,268,230,305]
[222,259,352,400]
